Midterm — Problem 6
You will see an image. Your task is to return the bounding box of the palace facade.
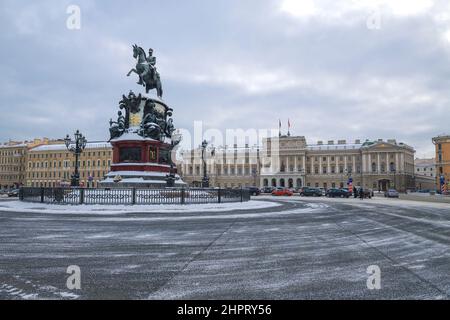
[260,136,415,192]
[179,144,260,188]
[179,135,416,192]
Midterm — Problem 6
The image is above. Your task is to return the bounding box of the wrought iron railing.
[19,187,250,205]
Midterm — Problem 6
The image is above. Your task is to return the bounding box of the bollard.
[132,188,136,205]
[181,188,185,204]
[79,188,84,204]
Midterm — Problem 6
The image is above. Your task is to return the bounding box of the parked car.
[261,186,275,194]
[326,188,351,198]
[7,189,20,197]
[271,187,293,196]
[299,187,322,197]
[247,186,261,196]
[384,189,399,198]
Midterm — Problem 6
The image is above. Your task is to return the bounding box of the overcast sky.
[1,0,450,157]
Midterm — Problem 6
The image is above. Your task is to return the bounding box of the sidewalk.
[399,193,450,204]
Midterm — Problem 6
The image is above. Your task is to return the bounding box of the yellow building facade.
[26,141,112,188]
[432,135,450,191]
[0,138,55,190]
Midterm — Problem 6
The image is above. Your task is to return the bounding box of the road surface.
[0,196,449,299]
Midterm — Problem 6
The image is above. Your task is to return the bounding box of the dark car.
[299,187,322,197]
[384,189,399,198]
[261,186,275,194]
[326,188,350,198]
[247,186,261,196]
[7,189,20,197]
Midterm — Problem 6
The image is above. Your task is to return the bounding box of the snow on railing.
[19,187,250,205]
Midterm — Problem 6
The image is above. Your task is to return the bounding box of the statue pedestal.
[100,131,185,188]
[100,95,185,188]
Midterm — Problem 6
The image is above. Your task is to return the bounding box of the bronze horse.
[127,45,163,98]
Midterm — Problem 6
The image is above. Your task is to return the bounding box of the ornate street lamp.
[64,130,87,187]
[392,168,397,190]
[201,140,209,188]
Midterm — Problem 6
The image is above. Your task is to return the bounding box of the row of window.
[27,171,108,179]
[29,180,102,188]
[0,158,24,165]
[29,151,111,159]
[0,150,24,157]
[187,166,257,176]
[28,159,111,169]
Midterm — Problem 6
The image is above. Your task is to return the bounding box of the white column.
[294,156,298,172]
[400,153,405,172]
[344,156,347,172]
[319,156,322,175]
[327,156,331,174]
[362,154,366,172]
[286,156,289,172]
[377,153,381,173]
[352,155,356,173]
[303,156,306,172]
[395,153,399,172]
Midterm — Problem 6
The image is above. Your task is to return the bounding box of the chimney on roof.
[328,140,334,145]
[338,140,346,144]
[317,141,323,145]
[355,139,361,144]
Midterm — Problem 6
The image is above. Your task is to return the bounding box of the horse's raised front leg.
[127,69,137,77]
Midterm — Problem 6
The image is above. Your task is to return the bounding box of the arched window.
[389,162,396,172]
[296,178,302,188]
[280,179,285,187]
[372,162,376,172]
[271,178,277,187]
[263,179,269,187]
[288,178,294,188]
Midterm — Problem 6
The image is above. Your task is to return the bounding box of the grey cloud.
[0,0,448,157]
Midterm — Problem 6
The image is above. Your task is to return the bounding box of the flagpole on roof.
[287,118,291,137]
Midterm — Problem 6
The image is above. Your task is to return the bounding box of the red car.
[271,188,293,196]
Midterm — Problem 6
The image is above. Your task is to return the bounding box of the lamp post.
[64,130,87,187]
[201,140,209,188]
[392,168,396,190]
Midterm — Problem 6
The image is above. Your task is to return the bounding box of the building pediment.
[364,141,402,151]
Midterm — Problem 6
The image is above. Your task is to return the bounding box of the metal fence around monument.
[19,187,250,205]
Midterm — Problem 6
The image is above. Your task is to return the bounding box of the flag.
[288,119,291,128]
[279,119,281,128]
